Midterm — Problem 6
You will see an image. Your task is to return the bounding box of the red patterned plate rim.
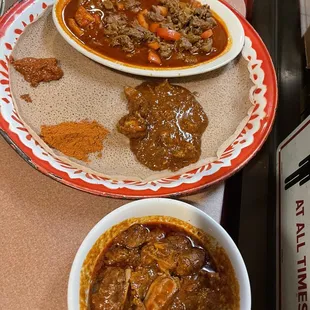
[0,0,277,199]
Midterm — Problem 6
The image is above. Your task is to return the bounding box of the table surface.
[0,0,246,309]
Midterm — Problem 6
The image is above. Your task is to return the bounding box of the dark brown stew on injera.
[63,0,228,67]
[89,223,240,310]
[117,80,208,172]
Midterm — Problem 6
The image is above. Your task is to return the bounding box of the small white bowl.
[53,0,244,77]
[68,198,251,310]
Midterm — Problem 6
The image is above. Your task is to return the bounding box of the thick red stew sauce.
[89,223,239,310]
[63,0,228,67]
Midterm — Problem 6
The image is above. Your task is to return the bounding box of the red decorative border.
[0,0,277,198]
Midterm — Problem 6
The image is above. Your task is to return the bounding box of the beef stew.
[63,0,228,67]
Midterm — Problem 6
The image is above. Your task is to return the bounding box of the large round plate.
[0,0,277,198]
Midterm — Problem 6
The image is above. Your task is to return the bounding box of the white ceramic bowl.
[53,0,244,77]
[68,198,251,310]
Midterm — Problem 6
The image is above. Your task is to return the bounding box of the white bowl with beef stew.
[68,198,251,310]
[53,0,244,77]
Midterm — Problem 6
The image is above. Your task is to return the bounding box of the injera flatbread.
[9,8,254,181]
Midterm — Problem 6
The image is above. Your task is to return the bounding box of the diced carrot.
[192,0,202,8]
[75,5,95,27]
[201,29,213,39]
[156,28,181,41]
[150,22,160,33]
[68,18,84,37]
[157,5,168,16]
[148,41,160,50]
[117,2,124,10]
[137,9,149,29]
[148,50,162,65]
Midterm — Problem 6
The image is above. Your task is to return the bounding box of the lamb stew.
[89,222,240,310]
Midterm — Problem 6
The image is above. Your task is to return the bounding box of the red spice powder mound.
[40,120,109,162]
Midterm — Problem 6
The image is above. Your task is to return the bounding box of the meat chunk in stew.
[117,113,147,139]
[175,248,205,276]
[115,224,149,248]
[146,228,166,243]
[104,244,140,267]
[130,267,158,300]
[90,267,131,310]
[141,234,205,276]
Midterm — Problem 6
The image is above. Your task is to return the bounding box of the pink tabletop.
[0,1,246,309]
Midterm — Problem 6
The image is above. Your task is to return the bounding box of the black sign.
[285,154,310,190]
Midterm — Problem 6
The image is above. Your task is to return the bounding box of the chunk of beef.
[141,241,178,272]
[177,9,193,28]
[104,13,128,36]
[141,234,204,275]
[124,0,141,12]
[131,20,157,41]
[111,35,135,52]
[170,286,219,310]
[90,267,131,310]
[146,228,166,243]
[130,267,158,299]
[200,38,213,53]
[104,244,140,267]
[121,27,145,41]
[115,224,149,248]
[159,42,173,59]
[160,16,175,30]
[148,5,165,22]
[141,235,190,273]
[105,13,128,25]
[160,0,180,15]
[194,6,212,19]
[207,17,217,27]
[168,274,209,310]
[117,113,147,139]
[175,248,205,276]
[104,23,119,35]
[165,234,192,251]
[177,37,192,52]
[191,38,213,54]
[124,86,149,117]
[190,16,213,31]
[185,32,201,44]
[144,276,179,310]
